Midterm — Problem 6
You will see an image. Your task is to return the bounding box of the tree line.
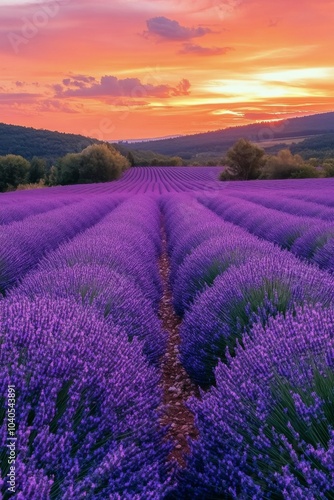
[0,144,130,192]
[220,139,334,182]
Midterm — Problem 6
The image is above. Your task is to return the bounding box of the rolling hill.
[0,123,102,163]
[126,112,334,159]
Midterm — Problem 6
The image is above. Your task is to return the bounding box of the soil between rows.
[158,223,200,468]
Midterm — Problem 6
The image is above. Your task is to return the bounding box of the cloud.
[54,75,191,99]
[0,92,40,104]
[36,99,79,114]
[144,16,212,41]
[63,75,97,87]
[179,43,234,56]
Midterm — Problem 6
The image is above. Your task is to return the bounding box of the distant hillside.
[289,133,334,159]
[0,123,102,163]
[128,112,334,159]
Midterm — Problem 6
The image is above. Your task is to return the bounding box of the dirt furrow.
[158,220,200,468]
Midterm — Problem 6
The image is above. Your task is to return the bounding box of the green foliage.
[225,139,266,180]
[121,112,334,159]
[58,144,129,185]
[79,144,129,183]
[0,123,102,163]
[115,143,186,166]
[58,153,81,185]
[262,149,319,179]
[28,157,46,183]
[289,164,320,179]
[322,159,334,177]
[169,156,184,166]
[219,169,236,181]
[0,154,30,191]
[48,166,59,186]
[291,133,334,160]
[16,180,46,190]
[126,151,135,167]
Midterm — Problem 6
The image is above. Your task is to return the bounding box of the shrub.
[262,149,319,179]
[28,157,46,183]
[16,179,46,190]
[322,159,334,177]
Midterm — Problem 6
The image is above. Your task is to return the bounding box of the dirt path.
[158,221,200,468]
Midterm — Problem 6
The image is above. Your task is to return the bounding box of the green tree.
[0,154,30,191]
[58,153,81,185]
[322,158,334,177]
[169,156,184,166]
[28,156,46,183]
[150,157,159,166]
[48,166,59,186]
[126,151,135,167]
[223,139,265,180]
[78,144,129,183]
[262,149,318,179]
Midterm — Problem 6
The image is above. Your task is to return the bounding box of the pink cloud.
[179,43,234,55]
[144,16,213,41]
[54,75,191,99]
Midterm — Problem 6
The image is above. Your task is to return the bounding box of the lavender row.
[0,194,82,226]
[229,190,334,221]
[162,194,276,316]
[12,195,166,365]
[0,296,172,498]
[284,188,334,208]
[163,195,334,496]
[162,195,334,387]
[0,196,121,294]
[200,194,334,272]
[1,196,171,496]
[178,305,334,497]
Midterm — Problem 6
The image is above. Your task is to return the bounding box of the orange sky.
[0,0,333,140]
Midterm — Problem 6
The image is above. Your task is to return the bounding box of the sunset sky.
[0,0,333,140]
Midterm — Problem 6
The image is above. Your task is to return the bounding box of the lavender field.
[1,167,334,498]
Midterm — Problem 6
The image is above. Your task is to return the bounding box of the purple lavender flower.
[179,305,334,498]
[13,264,166,365]
[180,254,334,386]
[0,196,119,294]
[0,296,171,498]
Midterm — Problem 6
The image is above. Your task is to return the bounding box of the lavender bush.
[36,196,163,308]
[0,195,78,226]
[230,190,334,221]
[0,296,172,498]
[13,264,166,365]
[0,196,119,294]
[180,254,334,386]
[173,236,277,316]
[179,305,334,498]
[201,194,334,265]
[314,238,334,273]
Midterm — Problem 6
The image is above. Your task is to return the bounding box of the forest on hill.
[126,112,334,159]
[0,123,101,164]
